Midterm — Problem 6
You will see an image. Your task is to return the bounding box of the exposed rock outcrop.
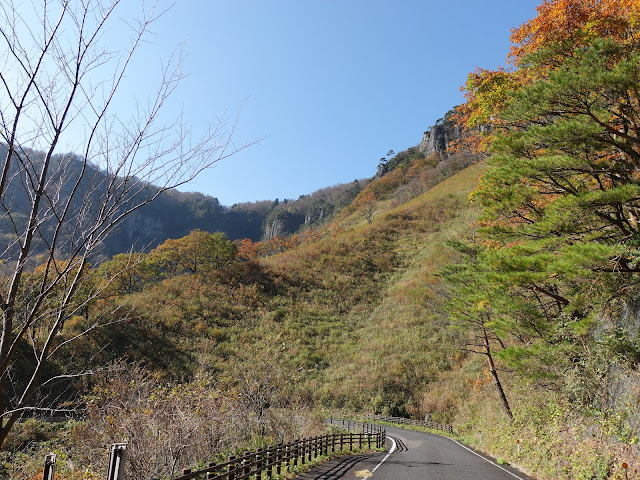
[376,162,389,177]
[418,117,463,159]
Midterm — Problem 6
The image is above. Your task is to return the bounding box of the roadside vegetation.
[439,1,640,478]
[2,139,481,478]
[5,2,640,480]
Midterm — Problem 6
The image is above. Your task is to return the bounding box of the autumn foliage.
[458,0,640,151]
[509,0,640,63]
[235,229,321,260]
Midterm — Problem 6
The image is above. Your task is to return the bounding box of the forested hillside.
[0,145,373,261]
[4,126,481,478]
[5,1,640,480]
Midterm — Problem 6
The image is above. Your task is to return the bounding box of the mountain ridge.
[0,113,466,259]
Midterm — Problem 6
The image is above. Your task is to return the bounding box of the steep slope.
[257,164,484,412]
[45,159,485,407]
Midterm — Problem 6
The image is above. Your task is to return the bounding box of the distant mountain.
[0,143,369,260]
[103,178,375,255]
[0,110,469,260]
[107,190,267,255]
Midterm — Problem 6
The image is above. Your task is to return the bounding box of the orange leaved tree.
[458,0,640,150]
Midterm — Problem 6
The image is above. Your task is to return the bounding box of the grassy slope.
[261,164,484,413]
[326,165,482,413]
[65,162,484,413]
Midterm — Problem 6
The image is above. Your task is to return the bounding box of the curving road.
[297,425,532,480]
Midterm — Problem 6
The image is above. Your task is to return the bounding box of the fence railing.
[38,421,386,480]
[362,414,454,434]
[171,429,385,480]
[326,418,385,434]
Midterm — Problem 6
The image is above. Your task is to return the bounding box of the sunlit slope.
[80,162,486,417]
[263,163,484,414]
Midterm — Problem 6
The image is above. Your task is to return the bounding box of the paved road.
[297,425,532,480]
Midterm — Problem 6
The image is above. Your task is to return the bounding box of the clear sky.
[107,1,541,205]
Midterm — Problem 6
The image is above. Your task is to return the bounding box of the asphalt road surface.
[297,425,533,480]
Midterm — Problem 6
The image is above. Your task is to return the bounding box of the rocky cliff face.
[418,118,463,158]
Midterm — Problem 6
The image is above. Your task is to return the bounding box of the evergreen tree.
[448,37,640,406]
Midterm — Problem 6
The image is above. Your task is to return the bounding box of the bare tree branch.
[0,0,253,446]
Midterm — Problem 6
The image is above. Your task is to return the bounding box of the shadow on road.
[374,458,456,468]
[295,453,381,480]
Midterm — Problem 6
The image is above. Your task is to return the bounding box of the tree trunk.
[483,326,513,419]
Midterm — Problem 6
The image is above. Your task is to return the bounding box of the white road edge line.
[448,438,526,480]
[371,436,397,473]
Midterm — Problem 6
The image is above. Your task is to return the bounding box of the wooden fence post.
[42,454,56,480]
[292,441,298,467]
[206,461,216,480]
[255,448,263,480]
[266,448,273,479]
[227,455,236,480]
[285,444,291,471]
[106,443,127,480]
[276,445,283,476]
[242,452,250,478]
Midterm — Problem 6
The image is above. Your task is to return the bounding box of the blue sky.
[116,1,541,205]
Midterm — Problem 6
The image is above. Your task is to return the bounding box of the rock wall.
[418,120,463,159]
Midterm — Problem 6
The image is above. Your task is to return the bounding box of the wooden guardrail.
[362,414,454,434]
[38,421,385,480]
[326,418,385,434]
[171,428,385,480]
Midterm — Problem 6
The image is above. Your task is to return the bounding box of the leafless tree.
[0,0,251,446]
